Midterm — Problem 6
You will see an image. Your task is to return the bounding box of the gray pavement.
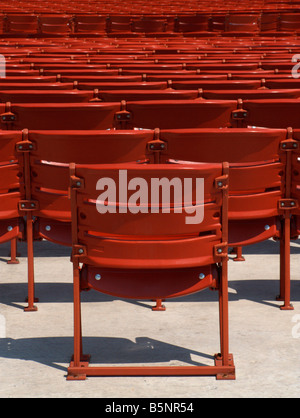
[0,239,299,398]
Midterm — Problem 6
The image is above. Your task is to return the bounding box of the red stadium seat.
[0,131,27,302]
[73,15,107,34]
[121,99,237,129]
[4,14,38,34]
[0,102,121,130]
[66,161,235,380]
[242,99,300,129]
[37,14,72,35]
[157,127,294,309]
[14,129,157,310]
[0,90,96,103]
[201,89,300,100]
[279,13,300,32]
[225,14,260,33]
[174,15,211,32]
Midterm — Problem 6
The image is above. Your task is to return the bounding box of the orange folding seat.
[120,100,237,129]
[260,13,279,32]
[279,13,300,32]
[61,75,142,83]
[0,82,75,91]
[145,74,228,82]
[0,76,58,84]
[241,99,300,129]
[186,63,260,71]
[77,81,168,91]
[37,15,72,35]
[73,15,108,34]
[174,15,211,32]
[4,14,38,34]
[131,18,168,33]
[0,131,24,267]
[0,102,120,130]
[158,127,294,309]
[171,80,262,90]
[265,79,300,89]
[225,14,260,33]
[201,89,300,100]
[14,129,155,310]
[210,14,227,31]
[0,90,96,103]
[66,161,235,380]
[107,15,133,33]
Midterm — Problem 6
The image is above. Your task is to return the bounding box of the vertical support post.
[7,238,19,264]
[214,163,234,379]
[278,130,296,310]
[67,163,89,380]
[24,211,37,312]
[17,129,38,311]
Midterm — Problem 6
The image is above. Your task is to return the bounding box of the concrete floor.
[0,238,299,398]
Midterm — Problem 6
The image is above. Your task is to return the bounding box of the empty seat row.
[2,13,300,35]
[1,127,298,316]
[2,99,300,130]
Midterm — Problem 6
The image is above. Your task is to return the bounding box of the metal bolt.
[150,144,155,149]
[160,144,165,149]
[76,181,81,187]
[281,202,285,207]
[21,203,25,208]
[199,273,205,280]
[19,145,23,150]
[78,248,84,254]
[217,248,223,254]
[7,226,13,231]
[45,225,51,231]
[2,116,6,120]
[291,201,295,206]
[31,203,35,208]
[217,181,223,187]
[282,144,286,148]
[95,274,101,280]
[293,143,298,148]
[264,225,270,230]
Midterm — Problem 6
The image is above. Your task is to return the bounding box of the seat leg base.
[152,299,166,311]
[66,358,235,380]
[67,355,91,381]
[214,353,235,380]
[7,259,19,265]
[280,304,294,311]
[24,305,38,312]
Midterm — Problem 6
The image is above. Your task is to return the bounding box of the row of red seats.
[1,99,300,129]
[1,13,300,35]
[1,126,299,379]
[2,0,300,14]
